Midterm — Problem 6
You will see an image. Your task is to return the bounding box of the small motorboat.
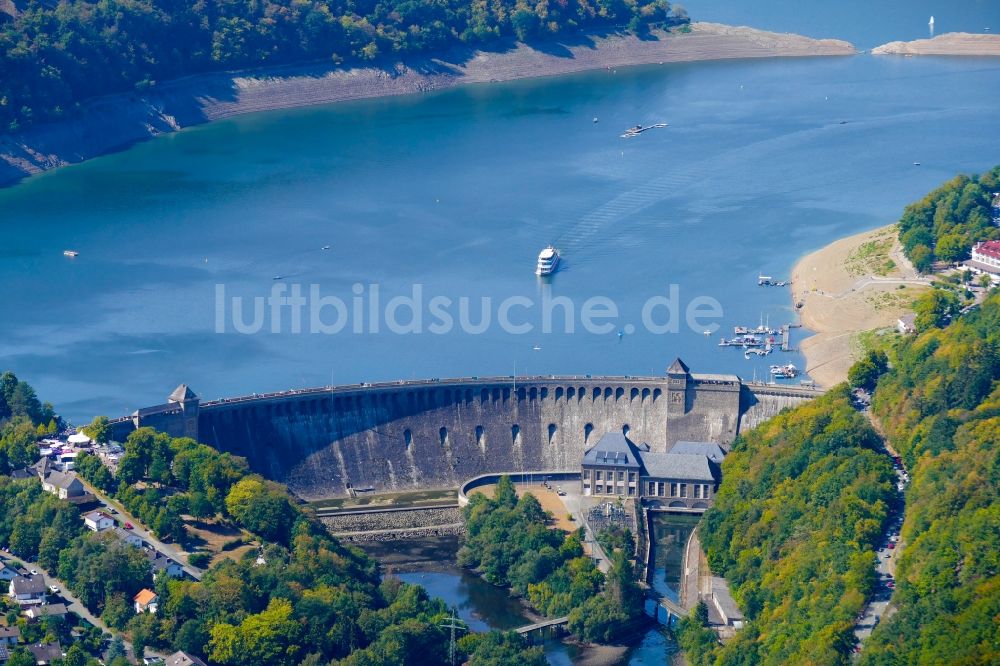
[322,245,331,250]
[63,250,79,257]
[273,275,284,280]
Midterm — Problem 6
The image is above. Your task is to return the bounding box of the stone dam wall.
[110,369,822,500]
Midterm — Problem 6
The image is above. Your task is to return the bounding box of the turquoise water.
[2,8,1000,421]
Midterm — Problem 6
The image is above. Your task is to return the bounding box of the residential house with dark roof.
[146,551,184,580]
[581,432,723,511]
[0,626,20,647]
[8,574,46,606]
[165,651,208,666]
[39,470,85,500]
[27,642,63,665]
[23,604,68,621]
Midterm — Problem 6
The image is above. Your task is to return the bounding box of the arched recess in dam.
[110,361,819,499]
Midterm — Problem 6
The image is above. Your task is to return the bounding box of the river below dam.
[358,513,697,665]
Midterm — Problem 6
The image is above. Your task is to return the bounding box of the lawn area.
[183,516,257,566]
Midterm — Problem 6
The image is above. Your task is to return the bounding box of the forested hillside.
[897,165,1000,272]
[0,377,547,665]
[861,292,999,664]
[680,388,897,665]
[679,292,999,665]
[0,0,689,131]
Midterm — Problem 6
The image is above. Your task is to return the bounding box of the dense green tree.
[0,0,690,131]
[82,416,111,444]
[848,349,889,392]
[897,167,1000,271]
[913,288,961,330]
[861,292,1000,665]
[463,631,547,666]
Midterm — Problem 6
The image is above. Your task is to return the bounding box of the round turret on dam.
[108,359,821,500]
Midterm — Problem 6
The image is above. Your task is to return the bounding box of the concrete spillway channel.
[315,504,464,542]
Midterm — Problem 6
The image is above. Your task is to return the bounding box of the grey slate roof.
[584,432,721,482]
[166,651,208,666]
[581,433,642,469]
[669,441,727,464]
[44,470,83,492]
[169,384,198,402]
[639,452,716,482]
[10,574,46,596]
[667,357,690,375]
[24,603,68,618]
[28,641,63,664]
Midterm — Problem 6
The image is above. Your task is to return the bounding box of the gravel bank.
[872,32,1000,56]
[0,23,854,187]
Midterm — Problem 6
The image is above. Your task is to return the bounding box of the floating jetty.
[621,123,667,138]
[719,324,796,353]
[758,274,789,286]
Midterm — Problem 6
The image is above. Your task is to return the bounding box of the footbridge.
[107,359,823,499]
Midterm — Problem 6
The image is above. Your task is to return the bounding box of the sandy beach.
[872,32,1000,56]
[791,225,931,387]
[0,23,854,187]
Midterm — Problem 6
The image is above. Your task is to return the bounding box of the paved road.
[0,551,107,632]
[851,406,909,654]
[551,482,611,574]
[78,478,203,581]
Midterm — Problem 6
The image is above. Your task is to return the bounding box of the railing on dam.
[196,375,676,408]
[458,471,581,506]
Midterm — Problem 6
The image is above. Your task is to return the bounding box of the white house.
[110,527,143,548]
[8,574,46,606]
[966,239,1000,283]
[897,313,917,335]
[82,510,115,532]
[134,589,158,614]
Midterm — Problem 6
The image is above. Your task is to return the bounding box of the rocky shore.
[872,32,1000,56]
[0,23,854,187]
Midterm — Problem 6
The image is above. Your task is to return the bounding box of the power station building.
[580,432,725,511]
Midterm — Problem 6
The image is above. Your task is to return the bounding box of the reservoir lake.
[2,50,999,422]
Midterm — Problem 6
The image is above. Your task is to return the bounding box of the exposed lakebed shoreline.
[872,32,1000,56]
[0,22,854,187]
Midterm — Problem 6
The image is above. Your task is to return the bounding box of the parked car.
[124,522,134,529]
[29,568,38,575]
[49,585,60,593]
[888,542,895,550]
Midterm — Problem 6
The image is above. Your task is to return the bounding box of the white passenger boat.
[536,246,560,276]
